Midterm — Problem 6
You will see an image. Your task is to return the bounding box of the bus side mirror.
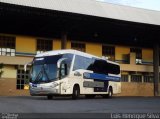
[24,62,32,72]
[57,58,67,69]
[59,63,67,79]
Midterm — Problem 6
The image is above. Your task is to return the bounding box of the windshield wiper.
[42,65,52,82]
[33,67,43,83]
[33,65,52,83]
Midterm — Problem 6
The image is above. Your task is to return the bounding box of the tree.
[0,63,4,78]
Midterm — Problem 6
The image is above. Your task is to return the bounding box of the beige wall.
[120,64,154,72]
[1,65,17,78]
[0,78,30,96]
[117,82,154,96]
[0,56,33,65]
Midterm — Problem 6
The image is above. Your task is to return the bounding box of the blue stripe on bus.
[83,72,120,82]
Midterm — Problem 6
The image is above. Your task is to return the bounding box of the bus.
[25,49,121,99]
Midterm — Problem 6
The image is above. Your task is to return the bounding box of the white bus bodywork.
[27,49,121,99]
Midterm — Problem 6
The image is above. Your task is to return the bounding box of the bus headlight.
[50,82,59,88]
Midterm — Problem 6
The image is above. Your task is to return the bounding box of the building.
[0,0,160,96]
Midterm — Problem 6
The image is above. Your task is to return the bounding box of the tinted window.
[73,56,120,75]
[89,59,120,75]
[106,62,120,74]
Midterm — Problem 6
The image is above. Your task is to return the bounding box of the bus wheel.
[47,95,53,100]
[72,85,80,100]
[108,87,113,98]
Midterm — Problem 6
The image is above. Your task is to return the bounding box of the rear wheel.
[47,95,53,100]
[108,88,113,98]
[72,85,80,100]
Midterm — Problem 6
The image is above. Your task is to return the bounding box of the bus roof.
[36,49,119,65]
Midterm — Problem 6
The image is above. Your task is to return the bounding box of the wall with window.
[71,42,86,52]
[121,75,129,82]
[115,46,130,64]
[102,45,115,61]
[0,35,16,56]
[0,34,157,96]
[36,39,53,54]
[53,39,71,50]
[16,67,30,90]
[0,77,30,96]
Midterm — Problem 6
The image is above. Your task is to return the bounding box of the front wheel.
[72,86,80,100]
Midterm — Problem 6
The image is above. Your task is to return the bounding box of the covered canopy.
[0,0,160,47]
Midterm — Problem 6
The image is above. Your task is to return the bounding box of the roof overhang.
[1,0,160,26]
[0,0,160,47]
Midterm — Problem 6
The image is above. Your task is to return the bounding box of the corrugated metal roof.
[0,0,160,26]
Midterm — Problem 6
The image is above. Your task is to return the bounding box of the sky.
[97,0,160,11]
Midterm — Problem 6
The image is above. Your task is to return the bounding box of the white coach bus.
[25,49,121,99]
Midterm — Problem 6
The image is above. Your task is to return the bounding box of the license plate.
[39,91,45,94]
[32,84,37,87]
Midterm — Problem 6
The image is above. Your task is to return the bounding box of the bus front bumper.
[29,83,60,96]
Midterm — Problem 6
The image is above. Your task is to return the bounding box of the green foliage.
[0,63,4,78]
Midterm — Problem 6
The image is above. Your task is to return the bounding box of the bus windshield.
[31,54,73,84]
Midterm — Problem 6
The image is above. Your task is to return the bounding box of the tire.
[102,87,113,98]
[72,85,80,100]
[85,95,95,99]
[47,95,53,100]
[107,88,113,98]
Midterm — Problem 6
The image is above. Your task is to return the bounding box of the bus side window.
[89,59,120,75]
[106,63,120,75]
[73,55,93,71]
[90,59,108,75]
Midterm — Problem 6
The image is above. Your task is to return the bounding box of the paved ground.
[0,96,159,118]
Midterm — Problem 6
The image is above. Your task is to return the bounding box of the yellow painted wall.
[53,39,71,50]
[1,65,17,78]
[53,39,61,50]
[67,40,71,49]
[115,46,130,60]
[142,49,153,62]
[16,36,36,53]
[86,42,102,57]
